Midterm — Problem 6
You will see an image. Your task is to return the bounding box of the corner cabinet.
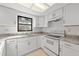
[18,37,29,56]
[36,16,48,27]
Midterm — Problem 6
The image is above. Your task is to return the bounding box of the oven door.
[44,37,60,56]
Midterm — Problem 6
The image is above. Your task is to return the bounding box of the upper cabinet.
[48,8,63,21]
[35,16,48,27]
[63,4,79,25]
[53,8,63,18]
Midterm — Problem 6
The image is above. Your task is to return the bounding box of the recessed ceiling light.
[19,3,55,13]
[31,3,49,12]
[31,4,44,12]
[34,3,49,10]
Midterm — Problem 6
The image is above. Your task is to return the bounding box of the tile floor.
[26,49,47,56]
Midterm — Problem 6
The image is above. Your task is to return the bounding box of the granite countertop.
[64,38,79,45]
[0,32,64,41]
[0,32,43,41]
[63,34,79,45]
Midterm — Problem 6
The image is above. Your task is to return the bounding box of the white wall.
[0,5,36,34]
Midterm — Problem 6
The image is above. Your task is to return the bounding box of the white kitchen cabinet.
[61,46,79,56]
[18,37,29,56]
[53,9,62,18]
[48,8,62,21]
[63,4,79,25]
[18,36,38,56]
[60,41,79,56]
[41,36,47,47]
[35,36,41,48]
[6,39,17,56]
[28,37,37,52]
[36,16,48,27]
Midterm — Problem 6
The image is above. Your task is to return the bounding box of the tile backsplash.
[33,27,44,32]
[65,25,79,35]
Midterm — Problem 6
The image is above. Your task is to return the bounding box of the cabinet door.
[28,37,37,52]
[41,36,47,47]
[18,38,29,56]
[63,4,79,25]
[36,36,42,48]
[39,16,46,27]
[61,46,79,56]
[60,41,79,56]
[6,39,17,56]
[53,9,62,18]
[48,9,62,21]
[36,16,47,27]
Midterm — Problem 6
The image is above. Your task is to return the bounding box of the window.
[17,15,32,32]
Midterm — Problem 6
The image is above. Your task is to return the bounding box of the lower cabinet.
[28,37,37,52]
[60,41,79,56]
[36,36,41,48]
[6,36,38,56]
[6,39,18,56]
[40,36,47,47]
[18,37,29,56]
[18,37,38,56]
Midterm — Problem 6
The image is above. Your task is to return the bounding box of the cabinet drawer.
[6,39,17,45]
[60,41,79,56]
[60,45,79,56]
[6,39,16,42]
[63,41,79,51]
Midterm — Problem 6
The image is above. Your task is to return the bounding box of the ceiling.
[19,3,55,13]
[0,3,69,16]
